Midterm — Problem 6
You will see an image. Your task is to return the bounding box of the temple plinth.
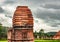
[7,6,34,42]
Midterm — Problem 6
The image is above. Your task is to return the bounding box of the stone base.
[7,28,34,42]
[8,40,34,42]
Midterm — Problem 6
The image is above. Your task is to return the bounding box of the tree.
[39,29,44,39]
[39,29,44,33]
[0,23,7,39]
[34,31,38,38]
[0,23,2,39]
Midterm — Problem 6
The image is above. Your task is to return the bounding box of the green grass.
[0,40,60,42]
[0,41,7,42]
[35,40,60,42]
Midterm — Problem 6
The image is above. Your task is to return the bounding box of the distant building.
[53,31,60,39]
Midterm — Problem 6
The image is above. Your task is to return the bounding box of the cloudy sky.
[0,0,60,32]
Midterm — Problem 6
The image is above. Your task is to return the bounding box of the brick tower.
[7,6,34,42]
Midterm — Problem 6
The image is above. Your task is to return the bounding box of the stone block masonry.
[7,6,34,42]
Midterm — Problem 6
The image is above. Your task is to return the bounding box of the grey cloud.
[35,8,60,20]
[0,7,12,18]
[2,0,60,9]
[50,24,58,27]
[41,4,60,9]
[1,0,46,6]
[45,0,60,2]
[52,23,60,27]
[5,15,12,18]
[0,7,4,13]
[34,8,60,27]
[47,22,60,27]
[4,0,16,4]
[1,0,60,5]
[27,0,60,3]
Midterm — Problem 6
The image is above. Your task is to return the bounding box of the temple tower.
[7,6,34,42]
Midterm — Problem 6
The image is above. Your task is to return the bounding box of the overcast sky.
[0,0,60,32]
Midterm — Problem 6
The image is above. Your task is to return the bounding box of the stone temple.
[7,6,34,42]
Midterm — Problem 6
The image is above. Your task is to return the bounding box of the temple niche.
[7,6,34,42]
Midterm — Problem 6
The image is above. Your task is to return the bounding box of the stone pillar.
[7,6,34,42]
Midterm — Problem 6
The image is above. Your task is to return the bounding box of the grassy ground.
[0,40,60,42]
[0,41,7,42]
[35,40,60,42]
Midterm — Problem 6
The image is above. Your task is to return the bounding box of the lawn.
[35,40,60,42]
[0,41,7,42]
[0,40,60,42]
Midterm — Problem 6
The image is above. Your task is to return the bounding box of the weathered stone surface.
[53,31,60,39]
[7,6,34,42]
[13,6,33,28]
